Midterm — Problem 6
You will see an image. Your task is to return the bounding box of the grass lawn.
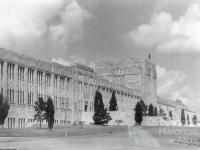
[0,124,128,137]
[0,125,200,149]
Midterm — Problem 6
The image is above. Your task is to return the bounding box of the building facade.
[95,58,157,105]
[0,48,142,128]
[0,47,196,128]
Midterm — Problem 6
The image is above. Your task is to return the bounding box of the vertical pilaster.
[24,67,28,104]
[3,61,7,97]
[33,69,37,103]
[14,64,18,104]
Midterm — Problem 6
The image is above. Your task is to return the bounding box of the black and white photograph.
[0,0,199,149]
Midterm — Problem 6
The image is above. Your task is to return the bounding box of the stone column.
[33,69,37,104]
[24,67,28,104]
[42,71,45,100]
[3,61,7,97]
[14,64,18,104]
[50,73,54,99]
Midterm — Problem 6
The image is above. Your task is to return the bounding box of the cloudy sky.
[0,0,200,114]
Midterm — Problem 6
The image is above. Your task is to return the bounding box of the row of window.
[7,118,25,128]
[7,118,69,128]
[6,88,69,108]
[6,63,69,88]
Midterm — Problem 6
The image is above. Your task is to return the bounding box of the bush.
[134,102,143,125]
[115,120,123,126]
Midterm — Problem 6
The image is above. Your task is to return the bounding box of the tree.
[169,111,173,120]
[93,90,111,124]
[0,93,9,126]
[140,100,148,116]
[134,102,143,125]
[192,115,197,125]
[187,115,190,125]
[154,107,157,116]
[181,109,186,126]
[45,97,55,130]
[34,97,46,128]
[109,91,118,111]
[148,104,154,116]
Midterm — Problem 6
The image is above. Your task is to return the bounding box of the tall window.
[18,66,25,80]
[45,73,51,86]
[54,75,58,87]
[60,77,65,88]
[28,68,34,82]
[28,92,34,105]
[7,63,14,79]
[37,71,43,85]
[7,89,14,103]
[18,90,24,104]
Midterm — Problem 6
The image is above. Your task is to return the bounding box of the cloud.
[128,3,200,53]
[0,0,62,51]
[52,58,71,66]
[49,0,91,45]
[157,65,186,98]
[0,0,91,58]
[157,65,200,115]
[52,55,95,68]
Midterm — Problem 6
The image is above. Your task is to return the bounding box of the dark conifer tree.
[148,104,154,116]
[109,91,118,111]
[0,93,9,126]
[134,102,143,125]
[154,107,157,116]
[93,90,111,124]
[45,97,55,130]
[187,115,190,125]
[181,109,186,126]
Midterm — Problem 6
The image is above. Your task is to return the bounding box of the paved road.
[0,129,199,150]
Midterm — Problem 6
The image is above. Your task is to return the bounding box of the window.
[37,71,43,84]
[60,77,65,88]
[0,61,3,77]
[18,66,25,80]
[7,63,14,79]
[7,89,14,103]
[28,68,34,82]
[28,92,34,105]
[18,90,24,104]
[60,97,65,109]
[54,75,58,87]
[45,73,51,86]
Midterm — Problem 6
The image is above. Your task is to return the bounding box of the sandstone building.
[0,48,142,128]
[0,47,196,128]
